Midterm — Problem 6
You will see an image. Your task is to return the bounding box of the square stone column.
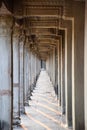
[30,51,34,92]
[19,34,25,114]
[64,24,72,127]
[36,55,40,80]
[54,44,58,96]
[61,31,65,115]
[52,48,56,86]
[58,38,62,106]
[0,5,13,130]
[34,54,37,82]
[13,25,21,125]
[24,44,30,106]
[28,50,32,97]
[85,1,87,130]
[24,45,28,105]
[72,2,85,130]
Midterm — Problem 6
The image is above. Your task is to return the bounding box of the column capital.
[0,3,13,25]
[0,3,13,36]
[13,24,21,38]
[19,31,25,45]
[0,2,12,15]
[0,15,13,36]
[24,36,30,49]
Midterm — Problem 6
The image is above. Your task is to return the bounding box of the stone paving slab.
[14,70,70,130]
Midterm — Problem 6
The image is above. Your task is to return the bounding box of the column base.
[65,123,72,129]
[30,90,33,96]
[13,116,21,126]
[27,91,31,98]
[27,95,31,100]
[20,106,25,114]
[61,107,65,115]
[31,84,34,92]
[54,84,58,96]
[24,100,29,106]
[67,120,72,128]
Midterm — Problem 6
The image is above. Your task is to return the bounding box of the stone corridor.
[1,1,87,130]
[14,70,69,130]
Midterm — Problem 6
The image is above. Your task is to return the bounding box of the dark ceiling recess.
[0,0,2,8]
[1,0,66,60]
[3,0,13,12]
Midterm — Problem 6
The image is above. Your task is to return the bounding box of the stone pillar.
[30,51,34,93]
[51,51,53,82]
[32,53,36,86]
[72,2,85,130]
[34,54,37,82]
[49,53,51,78]
[57,40,59,97]
[61,31,65,114]
[19,34,25,114]
[54,44,58,96]
[36,56,40,80]
[48,55,50,76]
[32,53,35,87]
[52,48,56,86]
[24,45,27,105]
[58,38,62,106]
[28,50,32,98]
[34,54,37,85]
[30,52,34,92]
[50,51,53,82]
[48,54,50,76]
[37,58,40,75]
[46,55,49,74]
[50,51,52,81]
[36,56,38,79]
[0,5,13,130]
[24,44,30,106]
[64,24,72,127]
[13,25,21,125]
[85,1,87,130]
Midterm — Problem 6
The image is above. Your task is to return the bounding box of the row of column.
[46,2,85,130]
[46,36,65,115]
[0,13,41,130]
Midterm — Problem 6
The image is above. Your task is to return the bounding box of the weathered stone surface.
[72,2,85,130]
[19,34,25,114]
[85,1,87,130]
[0,7,13,130]
[13,25,21,126]
[0,1,86,130]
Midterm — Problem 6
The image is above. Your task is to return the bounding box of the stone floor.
[14,70,70,130]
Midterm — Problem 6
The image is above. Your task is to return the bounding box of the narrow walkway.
[14,70,69,130]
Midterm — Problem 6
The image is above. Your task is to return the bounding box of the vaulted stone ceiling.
[1,0,82,60]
